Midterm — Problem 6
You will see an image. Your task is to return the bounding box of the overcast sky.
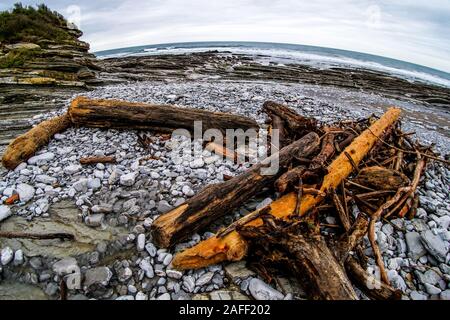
[2,0,450,72]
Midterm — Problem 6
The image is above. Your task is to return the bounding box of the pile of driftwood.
[149,102,448,300]
[2,96,448,300]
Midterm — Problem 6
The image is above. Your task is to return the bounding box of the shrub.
[0,3,72,43]
[0,47,42,68]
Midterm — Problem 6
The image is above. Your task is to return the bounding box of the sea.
[95,41,450,88]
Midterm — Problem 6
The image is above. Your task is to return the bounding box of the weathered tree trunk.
[69,96,258,133]
[238,216,358,300]
[2,113,72,170]
[263,101,318,141]
[151,132,320,248]
[172,108,401,269]
[270,114,289,148]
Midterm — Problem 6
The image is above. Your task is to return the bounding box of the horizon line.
[92,40,450,76]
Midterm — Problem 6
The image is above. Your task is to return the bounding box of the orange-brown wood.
[172,108,402,270]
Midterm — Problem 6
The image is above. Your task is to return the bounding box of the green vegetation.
[0,3,72,43]
[0,46,41,68]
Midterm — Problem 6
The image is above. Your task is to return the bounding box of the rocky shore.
[0,7,449,298]
[1,76,449,300]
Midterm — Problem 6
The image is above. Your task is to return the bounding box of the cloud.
[2,0,450,72]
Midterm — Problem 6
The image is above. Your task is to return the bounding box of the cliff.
[0,3,100,87]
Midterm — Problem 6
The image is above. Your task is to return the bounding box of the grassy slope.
[0,3,72,44]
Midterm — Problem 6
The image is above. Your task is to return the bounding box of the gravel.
[0,79,449,300]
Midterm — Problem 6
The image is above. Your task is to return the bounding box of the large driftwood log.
[69,96,258,133]
[172,108,401,269]
[2,113,72,170]
[151,132,320,248]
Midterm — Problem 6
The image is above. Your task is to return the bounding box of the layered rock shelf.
[0,24,100,87]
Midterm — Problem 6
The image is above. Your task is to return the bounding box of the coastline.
[1,51,450,301]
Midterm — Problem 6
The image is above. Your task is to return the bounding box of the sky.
[2,0,450,73]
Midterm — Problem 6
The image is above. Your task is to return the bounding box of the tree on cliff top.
[0,3,73,43]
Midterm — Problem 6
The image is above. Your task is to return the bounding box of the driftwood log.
[2,113,72,170]
[0,231,75,241]
[151,132,321,248]
[68,96,259,133]
[263,101,318,144]
[239,216,358,300]
[171,108,401,269]
[80,156,116,165]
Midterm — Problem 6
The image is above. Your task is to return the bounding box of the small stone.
[167,269,183,279]
[150,172,160,179]
[45,283,59,296]
[118,267,133,282]
[145,243,157,257]
[13,249,24,266]
[91,204,113,214]
[163,253,173,266]
[424,283,441,295]
[128,285,137,294]
[1,247,14,265]
[410,291,428,300]
[94,170,104,180]
[137,234,145,251]
[139,258,154,278]
[87,178,101,190]
[156,293,171,300]
[438,216,450,230]
[29,257,43,269]
[248,278,284,300]
[85,214,104,227]
[325,216,337,225]
[120,172,137,186]
[182,276,196,293]
[224,261,255,281]
[89,251,100,265]
[84,267,113,288]
[173,198,185,207]
[420,230,448,262]
[35,175,57,185]
[440,290,450,300]
[64,165,82,175]
[157,200,173,214]
[0,205,12,222]
[405,232,427,260]
[135,292,148,300]
[73,179,88,192]
[196,272,214,286]
[28,152,55,165]
[16,183,35,203]
[416,208,427,219]
[190,159,204,169]
[52,257,78,275]
[256,197,273,210]
[422,269,442,286]
[182,185,195,197]
[381,223,394,236]
[240,279,250,291]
